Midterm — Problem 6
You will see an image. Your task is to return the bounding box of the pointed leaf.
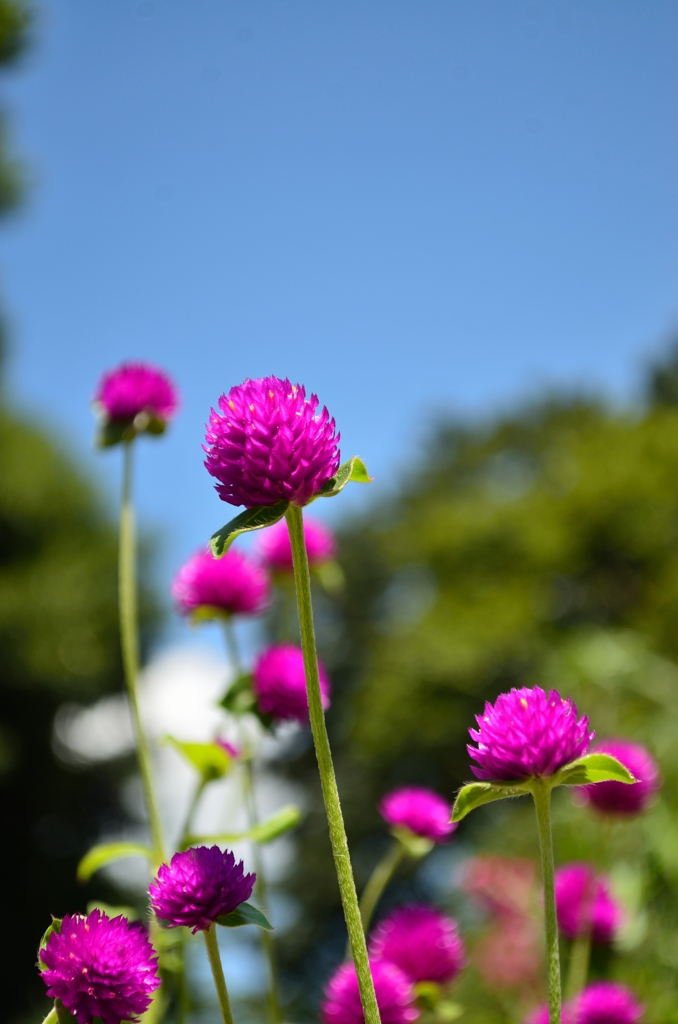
[217,901,273,930]
[220,673,256,714]
[210,501,290,557]
[451,780,530,822]
[190,804,302,846]
[316,457,373,499]
[77,842,153,883]
[165,736,232,783]
[552,753,636,788]
[38,917,62,964]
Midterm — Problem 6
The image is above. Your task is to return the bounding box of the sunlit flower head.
[252,643,330,723]
[379,787,456,844]
[39,910,160,1024]
[257,516,337,572]
[555,863,621,944]
[149,846,255,933]
[204,376,340,508]
[322,960,419,1024]
[575,981,644,1024]
[171,548,270,619]
[579,739,659,817]
[369,904,465,985]
[468,686,593,781]
[94,361,178,425]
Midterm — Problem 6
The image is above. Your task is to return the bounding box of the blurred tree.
[276,371,678,1021]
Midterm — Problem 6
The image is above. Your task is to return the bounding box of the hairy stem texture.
[286,504,381,1024]
[532,779,562,1024]
[204,924,235,1024]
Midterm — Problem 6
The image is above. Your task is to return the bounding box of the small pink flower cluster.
[526,981,643,1024]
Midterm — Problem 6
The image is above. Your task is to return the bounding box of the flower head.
[369,904,465,985]
[252,644,330,723]
[257,516,337,572]
[149,846,255,932]
[468,686,593,781]
[575,981,644,1024]
[171,548,270,619]
[94,361,178,425]
[379,787,455,844]
[204,376,340,508]
[322,960,419,1024]
[579,739,660,816]
[39,910,160,1024]
[555,863,621,943]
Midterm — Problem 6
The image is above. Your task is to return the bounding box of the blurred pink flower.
[461,856,537,917]
[576,981,644,1024]
[253,644,330,723]
[94,361,178,424]
[379,787,455,844]
[579,739,660,817]
[171,548,270,619]
[257,516,337,572]
[322,960,419,1024]
[555,864,622,943]
[369,904,466,985]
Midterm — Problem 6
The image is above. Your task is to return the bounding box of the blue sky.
[0,0,676,646]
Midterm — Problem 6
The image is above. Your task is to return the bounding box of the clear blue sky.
[0,0,676,644]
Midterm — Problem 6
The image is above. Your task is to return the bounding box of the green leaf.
[190,804,302,846]
[217,901,273,930]
[210,501,290,557]
[316,457,373,499]
[38,917,62,965]
[451,780,530,822]
[93,411,167,448]
[77,842,153,883]
[220,672,256,714]
[552,753,636,788]
[314,560,346,594]
[165,736,233,783]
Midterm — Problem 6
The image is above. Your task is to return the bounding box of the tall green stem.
[119,442,164,864]
[204,924,235,1024]
[532,779,562,1024]
[345,838,406,960]
[286,505,381,1024]
[223,619,284,1023]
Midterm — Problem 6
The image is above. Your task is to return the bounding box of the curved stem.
[286,505,380,1024]
[345,839,406,960]
[531,779,562,1024]
[119,442,164,866]
[204,923,235,1024]
[223,617,242,675]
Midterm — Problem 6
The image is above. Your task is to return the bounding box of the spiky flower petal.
[322,960,419,1024]
[379,787,456,844]
[171,548,270,619]
[39,910,160,1024]
[369,904,465,985]
[149,846,255,933]
[204,376,340,508]
[468,686,593,781]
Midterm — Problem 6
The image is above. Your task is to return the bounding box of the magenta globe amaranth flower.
[322,959,419,1024]
[557,860,622,937]
[39,910,160,1024]
[253,643,331,723]
[555,863,621,943]
[204,376,340,508]
[149,845,255,933]
[171,548,270,619]
[575,981,644,1024]
[257,516,338,572]
[369,904,465,985]
[579,739,660,816]
[468,686,593,781]
[379,787,456,843]
[94,361,178,426]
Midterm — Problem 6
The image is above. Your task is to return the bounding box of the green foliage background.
[275,382,678,1022]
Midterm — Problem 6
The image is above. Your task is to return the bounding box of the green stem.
[565,933,591,1001]
[242,758,284,1024]
[531,779,562,1024]
[41,1007,57,1024]
[119,442,164,866]
[286,504,381,1024]
[345,838,406,960]
[223,617,241,674]
[204,923,235,1024]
